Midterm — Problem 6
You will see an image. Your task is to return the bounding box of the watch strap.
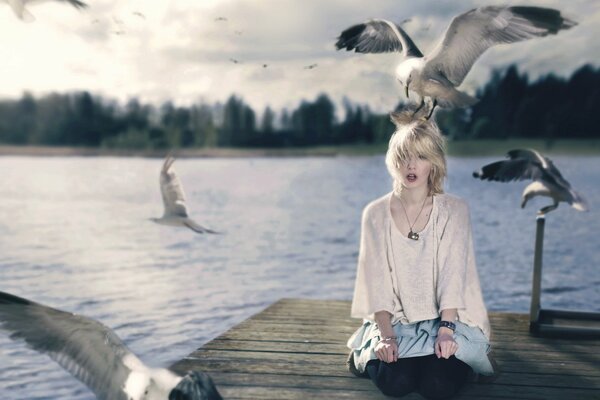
[439,320,456,331]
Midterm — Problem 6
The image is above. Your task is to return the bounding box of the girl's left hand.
[435,332,458,359]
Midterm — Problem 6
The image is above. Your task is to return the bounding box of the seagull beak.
[404,85,409,99]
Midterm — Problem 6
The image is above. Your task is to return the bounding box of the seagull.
[0,290,223,400]
[132,11,145,19]
[3,0,87,22]
[151,156,220,234]
[473,148,588,215]
[303,63,318,70]
[229,58,241,64]
[214,16,227,22]
[335,6,576,119]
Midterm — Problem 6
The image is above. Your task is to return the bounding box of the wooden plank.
[171,299,600,399]
[203,337,600,355]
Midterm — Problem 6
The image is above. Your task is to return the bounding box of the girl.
[347,109,495,399]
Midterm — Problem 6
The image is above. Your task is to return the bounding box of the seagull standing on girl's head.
[2,0,87,22]
[151,156,220,234]
[473,148,589,215]
[335,6,576,119]
[0,290,223,400]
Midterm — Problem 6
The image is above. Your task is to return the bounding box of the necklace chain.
[399,195,428,240]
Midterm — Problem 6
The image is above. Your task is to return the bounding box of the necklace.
[399,195,428,240]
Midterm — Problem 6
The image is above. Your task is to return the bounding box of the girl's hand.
[375,338,398,363]
[435,331,458,359]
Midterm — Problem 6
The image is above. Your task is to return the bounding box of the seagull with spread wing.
[336,6,576,119]
[151,156,219,234]
[2,0,87,22]
[0,290,222,400]
[473,148,588,215]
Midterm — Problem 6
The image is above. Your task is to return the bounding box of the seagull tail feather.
[183,219,220,234]
[437,89,478,109]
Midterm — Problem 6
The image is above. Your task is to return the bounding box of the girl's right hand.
[375,339,398,363]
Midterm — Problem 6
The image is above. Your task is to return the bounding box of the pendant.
[408,230,419,240]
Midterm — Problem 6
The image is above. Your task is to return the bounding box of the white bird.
[0,290,223,400]
[336,6,576,119]
[473,148,588,215]
[151,156,219,234]
[2,0,87,22]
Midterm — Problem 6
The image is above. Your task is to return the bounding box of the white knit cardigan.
[351,192,491,339]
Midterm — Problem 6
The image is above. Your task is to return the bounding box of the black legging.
[365,355,470,399]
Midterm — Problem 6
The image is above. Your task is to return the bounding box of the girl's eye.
[418,155,427,160]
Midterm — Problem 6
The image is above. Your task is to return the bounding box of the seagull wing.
[426,6,576,86]
[63,0,88,9]
[0,291,135,400]
[335,19,423,57]
[160,156,189,218]
[473,158,544,183]
[24,0,88,9]
[7,0,35,21]
[507,148,572,188]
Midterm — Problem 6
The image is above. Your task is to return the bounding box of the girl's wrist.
[438,327,454,336]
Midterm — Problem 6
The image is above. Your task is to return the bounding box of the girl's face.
[398,154,432,191]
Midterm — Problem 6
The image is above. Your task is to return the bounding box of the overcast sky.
[0,0,598,114]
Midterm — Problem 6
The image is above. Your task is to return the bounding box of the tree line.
[0,63,597,149]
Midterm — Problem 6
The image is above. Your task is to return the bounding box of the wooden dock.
[170,299,600,399]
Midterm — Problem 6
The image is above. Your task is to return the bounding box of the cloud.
[0,0,597,113]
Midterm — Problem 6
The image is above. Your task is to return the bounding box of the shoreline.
[1,139,599,158]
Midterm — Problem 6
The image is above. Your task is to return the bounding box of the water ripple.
[0,155,598,399]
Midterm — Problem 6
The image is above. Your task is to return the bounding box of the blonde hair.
[385,109,447,196]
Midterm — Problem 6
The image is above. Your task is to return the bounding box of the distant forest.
[0,63,598,149]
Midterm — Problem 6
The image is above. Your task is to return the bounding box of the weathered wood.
[171,299,600,399]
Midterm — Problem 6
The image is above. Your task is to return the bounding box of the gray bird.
[151,156,219,234]
[0,290,223,400]
[473,149,588,215]
[335,6,576,119]
[2,0,87,22]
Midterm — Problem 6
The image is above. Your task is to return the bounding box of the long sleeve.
[351,202,395,320]
[436,199,471,312]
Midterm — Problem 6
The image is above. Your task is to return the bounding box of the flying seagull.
[335,6,576,119]
[0,290,223,400]
[473,148,588,215]
[3,0,88,22]
[303,63,318,70]
[151,156,220,234]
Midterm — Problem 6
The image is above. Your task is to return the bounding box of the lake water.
[0,155,598,399]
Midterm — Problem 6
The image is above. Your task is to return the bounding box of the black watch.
[439,320,456,331]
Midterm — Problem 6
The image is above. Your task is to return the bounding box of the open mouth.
[406,174,417,183]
